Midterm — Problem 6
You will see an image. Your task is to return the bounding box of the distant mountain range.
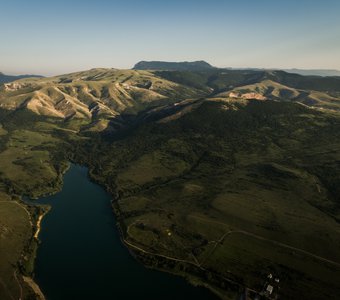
[0,72,43,84]
[282,69,340,77]
[225,68,340,77]
[133,61,340,77]
[2,63,339,83]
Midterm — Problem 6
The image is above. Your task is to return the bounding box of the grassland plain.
[0,68,340,299]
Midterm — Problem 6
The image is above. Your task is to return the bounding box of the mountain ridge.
[0,68,207,130]
[224,68,340,77]
[283,68,340,77]
[133,60,215,71]
[0,72,43,84]
[1,68,340,130]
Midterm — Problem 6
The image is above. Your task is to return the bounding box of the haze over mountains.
[0,72,42,84]
[2,60,340,82]
[282,69,340,77]
[132,60,340,77]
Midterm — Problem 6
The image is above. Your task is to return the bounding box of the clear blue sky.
[1,0,339,75]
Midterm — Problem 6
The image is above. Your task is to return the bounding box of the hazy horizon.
[2,63,340,77]
[1,0,340,76]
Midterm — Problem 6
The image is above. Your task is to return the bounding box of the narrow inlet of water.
[34,164,218,299]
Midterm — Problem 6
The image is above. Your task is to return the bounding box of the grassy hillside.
[222,79,340,111]
[154,69,265,93]
[0,69,206,124]
[267,70,340,92]
[72,98,340,299]
[0,195,31,300]
[1,68,340,126]
[155,69,340,111]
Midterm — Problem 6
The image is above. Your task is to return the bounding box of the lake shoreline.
[86,166,232,299]
[25,163,224,299]
[109,194,236,300]
[34,211,47,240]
[18,163,71,300]
[23,276,46,300]
[17,205,48,300]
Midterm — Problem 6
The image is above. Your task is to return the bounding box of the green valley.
[1,65,340,299]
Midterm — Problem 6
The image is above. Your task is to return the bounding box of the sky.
[1,0,340,75]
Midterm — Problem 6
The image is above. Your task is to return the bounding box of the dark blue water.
[34,164,218,300]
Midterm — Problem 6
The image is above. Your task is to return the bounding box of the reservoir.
[34,164,217,299]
